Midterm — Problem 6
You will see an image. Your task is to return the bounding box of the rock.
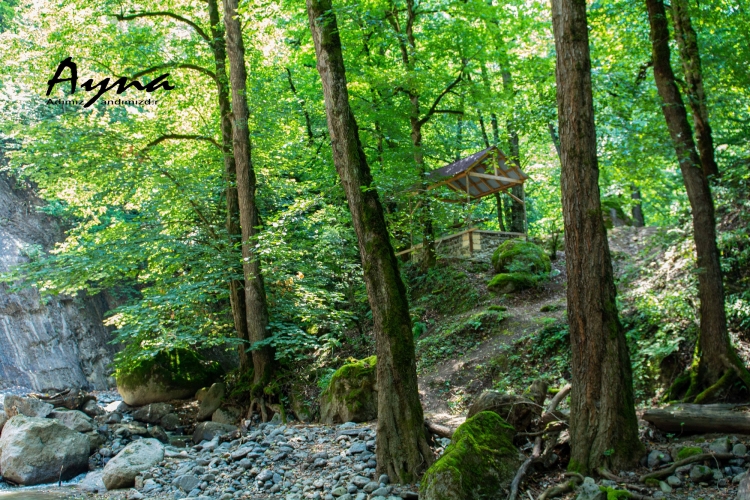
[710,437,731,454]
[689,465,714,483]
[351,476,369,488]
[0,410,6,433]
[420,411,520,500]
[160,412,181,430]
[193,421,236,443]
[105,412,123,424]
[79,470,107,493]
[196,382,226,421]
[173,474,202,491]
[49,409,94,433]
[3,395,53,418]
[132,402,174,424]
[116,349,222,406]
[320,356,377,425]
[378,474,390,485]
[195,387,208,402]
[81,399,104,417]
[737,473,750,500]
[148,424,169,443]
[575,477,606,500]
[734,444,748,457]
[466,391,539,432]
[677,446,704,460]
[666,475,682,487]
[102,438,164,489]
[488,239,551,293]
[85,430,107,453]
[0,415,90,485]
[212,406,241,425]
[647,449,670,468]
[659,481,672,493]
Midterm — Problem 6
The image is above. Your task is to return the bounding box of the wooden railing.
[395,228,525,261]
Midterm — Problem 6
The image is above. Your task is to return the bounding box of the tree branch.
[143,134,221,151]
[417,70,464,127]
[113,11,210,42]
[129,63,217,84]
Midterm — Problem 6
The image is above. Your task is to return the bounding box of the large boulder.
[0,415,90,485]
[466,391,539,432]
[421,411,520,500]
[320,356,377,425]
[132,402,174,424]
[488,239,551,294]
[116,349,222,406]
[212,406,241,425]
[102,438,164,490]
[78,470,106,493]
[49,409,95,433]
[0,410,6,433]
[3,395,53,418]
[196,382,226,421]
[192,421,237,443]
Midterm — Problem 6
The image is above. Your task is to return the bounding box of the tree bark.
[223,0,274,386]
[630,185,645,227]
[646,0,747,399]
[502,70,526,234]
[550,0,643,472]
[206,0,251,376]
[306,0,433,482]
[643,404,750,434]
[670,0,719,178]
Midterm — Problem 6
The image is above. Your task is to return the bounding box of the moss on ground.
[487,272,538,293]
[677,446,703,460]
[420,411,520,499]
[599,486,634,499]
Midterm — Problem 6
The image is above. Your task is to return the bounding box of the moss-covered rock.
[491,239,551,275]
[116,349,223,406]
[420,411,520,500]
[466,391,539,432]
[487,272,538,293]
[320,356,377,424]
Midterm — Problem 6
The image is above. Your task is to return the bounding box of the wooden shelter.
[426,145,528,204]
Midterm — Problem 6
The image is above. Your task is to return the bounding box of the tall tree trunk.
[410,108,437,269]
[502,70,526,233]
[630,185,645,227]
[223,0,275,387]
[480,113,507,230]
[646,0,749,401]
[206,0,251,376]
[670,0,719,178]
[551,0,643,472]
[306,0,433,482]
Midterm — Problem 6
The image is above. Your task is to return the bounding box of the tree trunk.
[410,109,437,269]
[223,0,275,386]
[502,70,526,234]
[306,0,433,482]
[480,113,507,231]
[646,0,749,401]
[206,0,251,376]
[630,185,645,227]
[670,0,719,178]
[550,0,643,472]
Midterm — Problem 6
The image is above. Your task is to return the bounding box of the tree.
[669,0,719,178]
[550,0,643,472]
[645,0,750,401]
[306,0,433,482]
[223,0,275,391]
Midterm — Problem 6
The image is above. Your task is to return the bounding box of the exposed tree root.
[537,473,582,500]
[424,419,455,439]
[679,349,750,403]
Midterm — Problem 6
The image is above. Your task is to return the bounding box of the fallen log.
[642,403,750,434]
[424,419,455,439]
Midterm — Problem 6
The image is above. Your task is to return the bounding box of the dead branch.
[508,436,542,500]
[537,472,582,500]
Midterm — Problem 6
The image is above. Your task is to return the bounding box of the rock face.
[466,391,539,432]
[0,174,118,391]
[196,382,226,421]
[421,411,521,500]
[116,349,222,406]
[102,438,164,489]
[320,356,377,425]
[0,415,90,485]
[3,395,53,418]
